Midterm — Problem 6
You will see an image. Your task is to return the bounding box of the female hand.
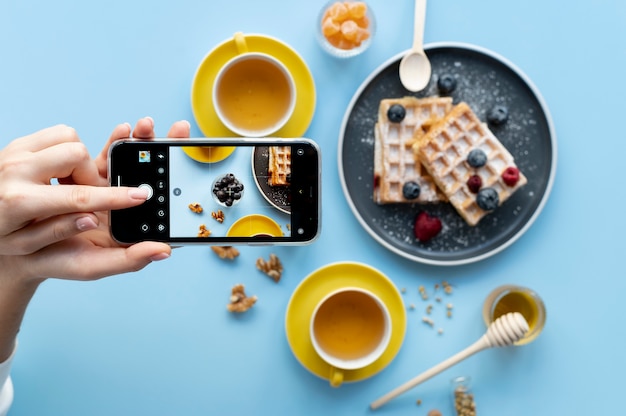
[0,117,190,283]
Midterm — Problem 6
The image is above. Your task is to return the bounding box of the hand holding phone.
[108,138,320,245]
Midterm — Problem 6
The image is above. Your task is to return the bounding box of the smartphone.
[108,138,320,245]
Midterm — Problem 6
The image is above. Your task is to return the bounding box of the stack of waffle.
[373,97,451,204]
[374,98,526,226]
[268,146,291,186]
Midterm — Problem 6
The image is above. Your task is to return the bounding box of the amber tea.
[214,53,295,137]
[310,287,391,372]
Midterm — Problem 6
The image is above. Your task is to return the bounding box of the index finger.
[11,125,81,153]
[24,184,150,223]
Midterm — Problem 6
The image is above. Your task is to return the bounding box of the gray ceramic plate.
[338,42,557,266]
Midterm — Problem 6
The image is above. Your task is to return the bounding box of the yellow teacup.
[212,33,296,137]
[310,287,392,387]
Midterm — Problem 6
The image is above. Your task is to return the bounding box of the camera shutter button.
[138,184,154,200]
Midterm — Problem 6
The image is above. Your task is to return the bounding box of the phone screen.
[108,139,320,244]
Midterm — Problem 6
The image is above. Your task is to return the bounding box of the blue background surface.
[1,0,625,414]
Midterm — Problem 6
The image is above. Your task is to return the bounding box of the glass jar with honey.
[482,285,546,345]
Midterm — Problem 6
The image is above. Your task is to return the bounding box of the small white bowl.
[317,0,376,58]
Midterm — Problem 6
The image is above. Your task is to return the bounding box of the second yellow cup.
[310,287,392,387]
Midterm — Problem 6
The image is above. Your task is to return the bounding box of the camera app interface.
[166,145,292,239]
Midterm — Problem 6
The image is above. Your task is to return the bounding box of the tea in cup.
[310,287,392,387]
[213,43,296,137]
[482,285,546,345]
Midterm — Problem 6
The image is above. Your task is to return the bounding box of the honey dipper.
[370,312,529,410]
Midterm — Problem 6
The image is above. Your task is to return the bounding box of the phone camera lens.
[296,148,304,156]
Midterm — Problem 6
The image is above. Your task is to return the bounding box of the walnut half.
[256,253,283,282]
[197,224,211,237]
[211,209,225,223]
[211,246,239,260]
[227,284,257,313]
[188,202,203,214]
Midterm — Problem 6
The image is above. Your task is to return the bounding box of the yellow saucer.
[191,33,316,137]
[285,262,406,384]
[226,214,284,237]
[182,145,235,163]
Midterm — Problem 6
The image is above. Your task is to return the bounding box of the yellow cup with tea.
[482,285,546,345]
[212,33,296,137]
[310,287,392,387]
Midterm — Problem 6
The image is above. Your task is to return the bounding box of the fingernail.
[128,187,150,200]
[182,119,191,129]
[76,216,98,231]
[150,252,170,262]
[144,116,154,127]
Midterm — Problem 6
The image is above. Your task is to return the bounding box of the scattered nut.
[422,317,435,327]
[197,224,211,237]
[227,284,257,313]
[210,246,239,260]
[426,304,433,315]
[188,202,203,213]
[256,253,283,282]
[419,285,429,300]
[211,209,225,223]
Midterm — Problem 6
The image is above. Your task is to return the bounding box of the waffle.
[268,146,291,186]
[414,102,527,226]
[373,96,452,204]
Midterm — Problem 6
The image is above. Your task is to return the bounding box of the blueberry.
[402,181,421,200]
[437,74,457,94]
[213,173,243,205]
[476,187,499,211]
[387,104,406,123]
[487,105,509,125]
[467,149,487,168]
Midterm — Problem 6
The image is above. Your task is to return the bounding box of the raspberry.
[414,212,442,242]
[502,167,520,186]
[467,175,482,193]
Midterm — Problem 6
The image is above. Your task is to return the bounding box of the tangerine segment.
[346,2,366,19]
[321,1,370,50]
